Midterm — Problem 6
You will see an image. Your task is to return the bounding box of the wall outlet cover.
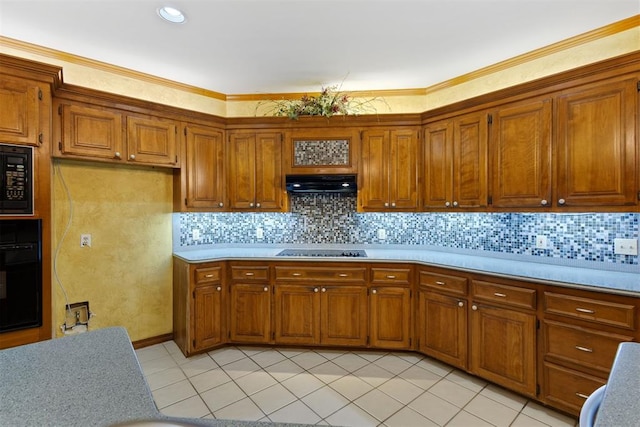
[535,235,548,249]
[614,238,638,256]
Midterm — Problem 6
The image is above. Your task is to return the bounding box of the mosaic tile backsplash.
[175,194,639,272]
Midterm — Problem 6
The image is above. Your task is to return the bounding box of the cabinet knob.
[250,202,254,207]
[458,301,464,307]
[256,203,261,208]
[391,202,396,207]
[384,202,389,207]
[372,289,377,294]
[218,202,224,207]
[314,288,319,293]
[321,288,327,293]
[263,286,268,292]
[558,198,566,205]
[129,154,136,160]
[114,151,121,159]
[445,202,451,207]
[216,286,221,291]
[472,304,478,311]
[452,201,459,207]
[540,199,548,206]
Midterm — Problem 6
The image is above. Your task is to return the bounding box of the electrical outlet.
[192,229,200,240]
[80,234,91,247]
[256,227,264,239]
[63,301,90,331]
[535,235,548,249]
[614,238,638,255]
[377,229,387,240]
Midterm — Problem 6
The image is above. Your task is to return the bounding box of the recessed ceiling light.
[158,6,186,24]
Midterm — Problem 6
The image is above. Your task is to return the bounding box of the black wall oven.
[0,219,42,332]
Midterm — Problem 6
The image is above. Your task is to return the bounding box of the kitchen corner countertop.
[173,245,640,296]
[0,327,307,427]
[595,342,640,426]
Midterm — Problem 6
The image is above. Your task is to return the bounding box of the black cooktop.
[276,249,367,258]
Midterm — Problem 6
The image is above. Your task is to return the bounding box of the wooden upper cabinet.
[57,102,124,160]
[56,101,180,168]
[555,78,637,208]
[490,99,552,208]
[179,125,225,211]
[227,131,285,211]
[0,76,43,146]
[359,128,419,211]
[126,115,178,167]
[423,111,488,210]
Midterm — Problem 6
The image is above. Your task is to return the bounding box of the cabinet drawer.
[195,266,222,285]
[542,362,606,415]
[230,266,269,282]
[371,267,412,285]
[544,292,635,330]
[544,320,633,374]
[275,266,366,282]
[419,271,467,295]
[472,280,536,309]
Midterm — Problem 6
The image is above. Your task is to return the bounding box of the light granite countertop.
[595,342,640,426]
[0,327,309,427]
[173,244,640,296]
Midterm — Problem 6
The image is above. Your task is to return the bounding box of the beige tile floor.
[137,341,579,427]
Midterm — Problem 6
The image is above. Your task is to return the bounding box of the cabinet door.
[360,130,390,210]
[254,132,284,211]
[193,285,224,351]
[490,99,552,208]
[469,303,536,396]
[274,284,321,345]
[59,103,124,160]
[422,121,453,209]
[227,133,257,209]
[184,125,225,209]
[127,115,178,167]
[418,291,467,369]
[0,76,42,146]
[229,283,271,343]
[556,78,637,207]
[370,286,411,349]
[320,286,368,346]
[389,130,419,210]
[453,112,488,208]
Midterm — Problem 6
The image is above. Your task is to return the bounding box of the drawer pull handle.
[575,345,593,353]
[338,274,348,277]
[576,392,590,400]
[435,281,446,286]
[576,308,595,314]
[386,275,396,279]
[292,273,302,277]
[494,292,507,298]
[205,274,214,278]
[245,272,254,276]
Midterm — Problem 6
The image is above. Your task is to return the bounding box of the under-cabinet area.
[173,257,640,417]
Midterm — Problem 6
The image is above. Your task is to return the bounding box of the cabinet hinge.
[38,89,43,100]
[637,191,640,201]
[487,114,493,124]
[536,384,540,396]
[175,155,178,163]
[192,339,196,348]
[488,195,493,205]
[192,291,195,299]
[184,198,188,206]
[58,141,62,151]
[536,319,540,330]
[58,105,62,115]
[637,81,640,92]
[184,127,187,136]
[38,133,43,144]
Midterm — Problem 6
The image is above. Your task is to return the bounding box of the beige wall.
[1,24,638,341]
[52,160,174,340]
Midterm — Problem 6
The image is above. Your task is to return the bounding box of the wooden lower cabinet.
[229,283,271,343]
[370,286,411,349]
[321,285,368,347]
[173,259,225,356]
[418,290,467,369]
[274,284,321,345]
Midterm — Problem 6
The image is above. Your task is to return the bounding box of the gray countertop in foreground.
[173,245,640,296]
[0,327,307,427]
[595,342,640,427]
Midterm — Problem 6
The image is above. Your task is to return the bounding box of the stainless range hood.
[285,174,357,194]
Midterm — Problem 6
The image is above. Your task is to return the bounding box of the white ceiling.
[0,0,638,95]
